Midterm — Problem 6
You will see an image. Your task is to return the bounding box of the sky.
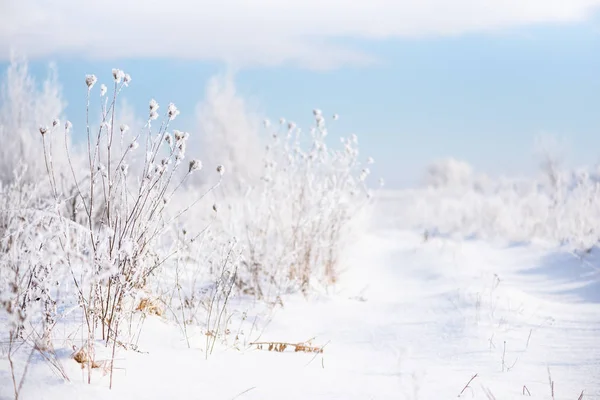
[1,0,600,187]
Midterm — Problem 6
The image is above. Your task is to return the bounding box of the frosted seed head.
[85,74,97,89]
[188,159,202,173]
[167,103,180,120]
[112,68,125,83]
[100,84,107,97]
[123,74,131,86]
[52,118,60,128]
[120,124,129,133]
[65,121,72,132]
[173,130,187,142]
[178,140,187,156]
[149,99,159,112]
[216,165,224,175]
[39,126,48,136]
[165,133,173,147]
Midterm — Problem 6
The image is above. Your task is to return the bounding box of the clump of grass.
[135,297,163,317]
[72,345,101,369]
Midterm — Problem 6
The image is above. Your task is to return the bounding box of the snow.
[2,225,599,400]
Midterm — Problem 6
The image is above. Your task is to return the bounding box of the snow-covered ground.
[2,223,598,399]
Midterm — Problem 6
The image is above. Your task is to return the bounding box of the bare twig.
[230,386,256,399]
[458,373,478,397]
[547,367,555,400]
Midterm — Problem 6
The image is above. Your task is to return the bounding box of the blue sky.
[2,1,600,187]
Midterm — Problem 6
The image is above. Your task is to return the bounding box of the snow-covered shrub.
[0,167,77,397]
[0,170,64,344]
[35,69,226,378]
[424,158,474,190]
[196,74,263,193]
[381,161,600,249]
[213,110,376,297]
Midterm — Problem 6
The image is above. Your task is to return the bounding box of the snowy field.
[1,62,599,400]
[2,204,599,399]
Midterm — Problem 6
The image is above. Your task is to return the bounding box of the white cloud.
[1,0,599,69]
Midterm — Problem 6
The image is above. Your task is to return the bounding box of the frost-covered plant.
[39,69,223,383]
[382,158,600,251]
[0,168,73,398]
[220,110,377,297]
[196,74,262,193]
[0,169,66,343]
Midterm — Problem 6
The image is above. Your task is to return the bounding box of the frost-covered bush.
[30,69,229,380]
[0,171,65,344]
[211,110,376,298]
[380,160,600,249]
[424,158,475,190]
[196,74,263,193]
